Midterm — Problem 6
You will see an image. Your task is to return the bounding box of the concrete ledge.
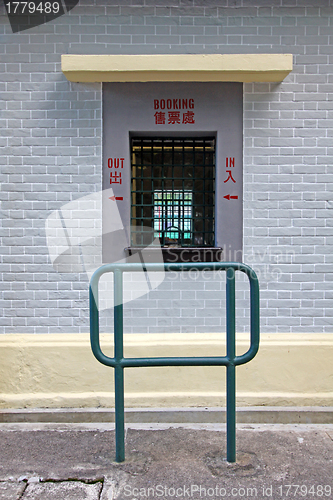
[61,54,293,83]
[0,407,332,425]
[0,333,332,409]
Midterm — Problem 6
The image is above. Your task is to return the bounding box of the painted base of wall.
[1,407,332,425]
[0,333,332,409]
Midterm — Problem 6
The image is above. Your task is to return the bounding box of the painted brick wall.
[0,0,332,334]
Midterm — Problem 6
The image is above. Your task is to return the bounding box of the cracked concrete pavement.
[0,424,332,499]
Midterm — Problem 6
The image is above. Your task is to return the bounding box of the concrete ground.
[0,423,332,500]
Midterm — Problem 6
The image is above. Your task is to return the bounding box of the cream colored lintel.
[61,54,293,83]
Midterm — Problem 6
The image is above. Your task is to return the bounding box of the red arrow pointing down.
[224,195,238,200]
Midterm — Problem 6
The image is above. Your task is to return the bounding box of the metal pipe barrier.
[89,262,260,463]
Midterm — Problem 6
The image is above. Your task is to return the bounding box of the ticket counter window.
[103,83,242,264]
[131,137,216,255]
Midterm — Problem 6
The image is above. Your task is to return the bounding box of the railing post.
[114,269,125,463]
[226,267,236,462]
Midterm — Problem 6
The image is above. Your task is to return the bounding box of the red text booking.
[153,98,195,125]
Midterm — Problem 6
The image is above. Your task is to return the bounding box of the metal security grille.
[131,137,215,247]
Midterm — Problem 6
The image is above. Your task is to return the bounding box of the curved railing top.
[89,261,260,368]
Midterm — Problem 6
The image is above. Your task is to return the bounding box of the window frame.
[127,135,222,263]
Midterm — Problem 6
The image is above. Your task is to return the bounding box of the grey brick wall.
[0,0,332,334]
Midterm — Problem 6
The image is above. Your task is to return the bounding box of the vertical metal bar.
[114,269,125,462]
[212,139,216,246]
[226,267,236,462]
[192,139,195,246]
[151,140,154,240]
[182,140,184,240]
[202,139,205,245]
[89,280,100,366]
[140,139,144,245]
[162,139,165,244]
[250,270,260,356]
[131,141,136,245]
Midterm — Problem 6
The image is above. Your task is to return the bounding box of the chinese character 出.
[110,171,122,184]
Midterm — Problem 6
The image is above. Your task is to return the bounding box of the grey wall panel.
[103,82,243,263]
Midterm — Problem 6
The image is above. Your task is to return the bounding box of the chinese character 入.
[224,170,236,183]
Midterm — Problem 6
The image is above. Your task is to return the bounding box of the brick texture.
[0,0,332,333]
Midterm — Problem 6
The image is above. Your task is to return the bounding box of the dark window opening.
[130,136,216,251]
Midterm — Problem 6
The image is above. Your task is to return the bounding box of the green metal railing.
[89,262,260,463]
